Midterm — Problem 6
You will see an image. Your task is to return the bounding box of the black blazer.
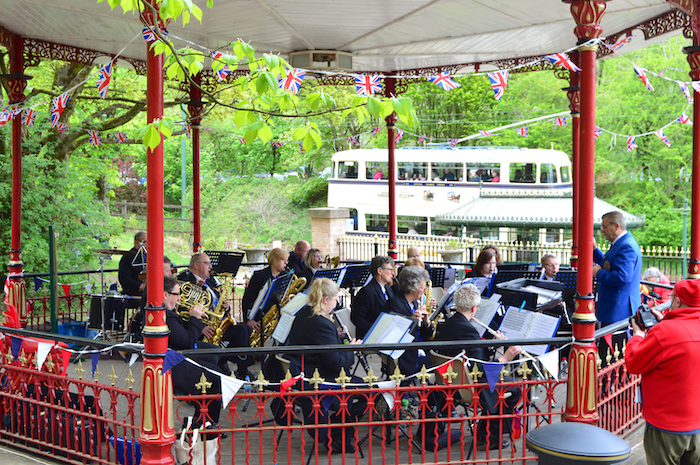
[286,306,354,380]
[382,293,434,374]
[287,252,305,277]
[351,278,393,338]
[435,312,486,360]
[118,247,144,296]
[241,267,274,319]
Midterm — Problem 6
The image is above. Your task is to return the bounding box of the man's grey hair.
[189,253,206,268]
[541,253,558,266]
[602,211,626,230]
[453,284,481,312]
[398,266,429,293]
[369,256,394,277]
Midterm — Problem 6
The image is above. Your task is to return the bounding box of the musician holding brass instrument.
[436,284,521,451]
[382,265,434,375]
[300,248,324,287]
[178,253,255,379]
[241,248,289,328]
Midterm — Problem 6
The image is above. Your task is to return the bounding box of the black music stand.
[493,270,542,286]
[495,278,563,312]
[427,267,445,288]
[257,271,294,315]
[205,250,245,275]
[339,264,371,306]
[314,267,345,284]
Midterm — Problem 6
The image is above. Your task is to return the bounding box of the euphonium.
[177,281,213,321]
[249,275,307,347]
[205,273,237,346]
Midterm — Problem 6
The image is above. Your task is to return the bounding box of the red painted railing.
[596,351,643,437]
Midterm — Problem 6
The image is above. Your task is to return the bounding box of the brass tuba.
[249,275,307,347]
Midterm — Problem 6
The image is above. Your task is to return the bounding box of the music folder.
[363,312,416,360]
[498,306,560,356]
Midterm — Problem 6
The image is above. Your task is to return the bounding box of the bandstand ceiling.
[0,0,686,74]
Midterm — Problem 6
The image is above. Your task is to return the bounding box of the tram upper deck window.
[466,163,501,183]
[560,165,571,183]
[366,214,389,232]
[431,162,463,182]
[366,162,389,180]
[540,163,558,184]
[338,161,359,179]
[398,162,428,180]
[509,162,536,183]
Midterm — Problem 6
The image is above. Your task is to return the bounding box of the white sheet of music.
[470,299,500,337]
[248,281,270,321]
[521,285,562,306]
[363,312,415,359]
[498,307,560,356]
[271,293,309,344]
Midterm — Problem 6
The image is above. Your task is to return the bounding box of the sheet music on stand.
[248,280,271,321]
[314,267,347,285]
[437,276,493,313]
[248,271,294,321]
[339,264,371,290]
[470,299,500,337]
[498,307,561,356]
[363,312,416,360]
[521,285,562,307]
[427,267,446,288]
[272,293,310,344]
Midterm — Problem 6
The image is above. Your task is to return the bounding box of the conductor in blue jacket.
[592,211,642,326]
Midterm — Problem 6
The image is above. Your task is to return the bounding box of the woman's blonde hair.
[308,278,340,317]
[267,247,289,266]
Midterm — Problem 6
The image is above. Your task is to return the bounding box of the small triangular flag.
[538,349,560,380]
[91,352,100,377]
[85,282,92,294]
[603,333,613,352]
[36,342,52,370]
[163,349,186,373]
[61,283,71,297]
[376,379,399,412]
[10,337,22,361]
[221,375,245,409]
[280,374,302,395]
[34,277,42,292]
[60,347,70,375]
[482,362,503,392]
[129,353,139,367]
[435,360,452,381]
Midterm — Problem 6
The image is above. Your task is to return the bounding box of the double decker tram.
[328,146,573,236]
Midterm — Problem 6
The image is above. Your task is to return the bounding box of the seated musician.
[163,277,223,428]
[382,265,434,375]
[466,248,497,279]
[351,255,395,339]
[286,278,366,454]
[241,248,290,326]
[178,253,254,379]
[118,231,147,302]
[300,247,323,288]
[436,284,521,451]
[539,254,560,281]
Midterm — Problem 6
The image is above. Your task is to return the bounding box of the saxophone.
[205,273,237,345]
[249,275,307,347]
[424,279,437,340]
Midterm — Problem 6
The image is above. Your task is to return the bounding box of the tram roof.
[0,1,682,74]
[435,191,646,229]
[331,147,571,164]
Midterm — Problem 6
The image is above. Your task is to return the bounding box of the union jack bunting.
[114,132,127,143]
[348,136,360,146]
[428,71,461,91]
[655,129,671,147]
[370,127,381,135]
[627,136,637,152]
[679,82,693,104]
[449,138,458,147]
[142,25,167,42]
[554,116,567,127]
[633,64,654,91]
[516,126,528,137]
[270,141,284,147]
[417,135,426,144]
[21,109,36,127]
[395,128,404,143]
[594,126,603,140]
[354,75,382,95]
[677,112,693,125]
[0,113,9,128]
[182,123,191,139]
[478,130,493,137]
[299,142,304,153]
[57,123,68,134]
[278,68,306,94]
[488,70,509,101]
[96,61,113,99]
[544,53,581,72]
[239,136,245,144]
[692,82,700,93]
[210,51,232,81]
[50,92,70,128]
[87,130,102,147]
[609,35,632,52]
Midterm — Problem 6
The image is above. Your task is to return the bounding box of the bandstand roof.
[0,0,686,74]
[435,190,646,229]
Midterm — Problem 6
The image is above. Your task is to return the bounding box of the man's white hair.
[453,284,481,311]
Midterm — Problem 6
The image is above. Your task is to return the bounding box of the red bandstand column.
[565,52,581,268]
[563,0,607,424]
[188,74,203,253]
[384,77,398,259]
[139,4,175,464]
[6,33,29,326]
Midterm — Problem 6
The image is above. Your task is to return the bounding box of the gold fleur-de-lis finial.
[309,368,325,390]
[125,369,136,390]
[94,366,101,382]
[416,365,431,385]
[605,349,612,366]
[255,371,269,392]
[363,367,378,386]
[622,339,627,357]
[5,351,14,364]
[45,355,55,372]
[517,363,533,380]
[469,363,483,380]
[18,349,27,367]
[442,364,458,385]
[389,366,405,384]
[195,373,212,394]
[499,366,509,381]
[613,344,620,362]
[335,367,351,388]
[283,369,293,383]
[76,360,85,379]
[108,366,119,386]
[34,351,41,370]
